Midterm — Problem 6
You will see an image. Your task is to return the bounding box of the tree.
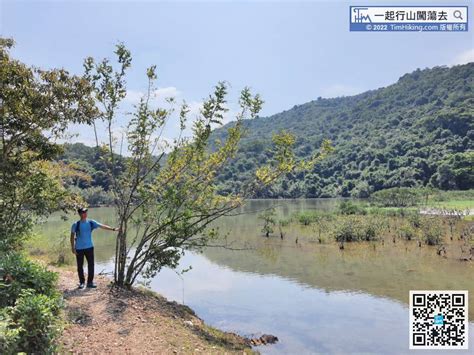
[431,152,474,190]
[258,208,276,237]
[0,38,97,251]
[370,187,421,207]
[206,63,474,197]
[85,44,332,288]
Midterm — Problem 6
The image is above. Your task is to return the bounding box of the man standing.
[70,207,119,289]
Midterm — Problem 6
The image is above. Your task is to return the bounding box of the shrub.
[399,224,416,241]
[338,200,366,215]
[334,218,360,242]
[296,211,314,225]
[0,253,58,307]
[294,210,333,226]
[8,289,61,353]
[0,313,21,354]
[258,208,276,237]
[371,187,422,207]
[363,223,378,241]
[422,218,443,245]
[367,207,414,217]
[334,216,381,242]
[0,254,62,354]
[53,231,74,266]
[407,212,422,228]
[80,186,115,206]
[278,218,291,227]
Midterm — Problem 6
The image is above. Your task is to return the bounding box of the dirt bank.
[54,268,254,354]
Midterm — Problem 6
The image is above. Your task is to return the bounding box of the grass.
[425,199,474,210]
[282,200,473,251]
[335,192,473,214]
[26,231,75,267]
[136,286,255,353]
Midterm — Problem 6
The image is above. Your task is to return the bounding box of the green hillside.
[212,63,474,198]
[59,64,473,200]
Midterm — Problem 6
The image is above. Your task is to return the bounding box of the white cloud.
[222,105,240,125]
[181,101,238,128]
[153,86,180,99]
[451,48,474,66]
[321,84,363,98]
[125,86,180,105]
[149,135,175,154]
[124,90,144,104]
[186,100,203,119]
[110,126,129,155]
[66,85,243,153]
[59,123,98,147]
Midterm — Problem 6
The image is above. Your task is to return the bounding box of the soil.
[54,269,255,354]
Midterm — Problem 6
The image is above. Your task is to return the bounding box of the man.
[70,207,119,289]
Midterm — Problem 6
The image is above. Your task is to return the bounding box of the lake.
[36,199,474,354]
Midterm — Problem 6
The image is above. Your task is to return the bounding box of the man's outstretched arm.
[99,223,120,232]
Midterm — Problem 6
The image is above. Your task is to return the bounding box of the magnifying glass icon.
[453,10,463,20]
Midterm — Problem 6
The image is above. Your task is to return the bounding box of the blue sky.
[2,0,473,147]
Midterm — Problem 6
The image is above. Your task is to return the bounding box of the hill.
[59,64,473,199]
[212,63,474,198]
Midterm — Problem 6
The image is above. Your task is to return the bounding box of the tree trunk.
[114,219,128,287]
[124,251,138,289]
[93,122,99,148]
[114,232,126,286]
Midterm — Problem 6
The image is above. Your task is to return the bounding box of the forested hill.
[211,63,474,198]
[60,63,473,200]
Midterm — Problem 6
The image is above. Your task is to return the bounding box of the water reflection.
[37,200,474,353]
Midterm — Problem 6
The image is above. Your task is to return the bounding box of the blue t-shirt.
[71,219,101,250]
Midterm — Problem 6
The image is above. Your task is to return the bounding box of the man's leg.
[84,247,95,285]
[76,249,85,285]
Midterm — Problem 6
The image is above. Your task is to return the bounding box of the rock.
[260,334,278,344]
[248,333,279,346]
[117,328,129,336]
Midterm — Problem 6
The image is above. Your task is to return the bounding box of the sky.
[1,0,473,149]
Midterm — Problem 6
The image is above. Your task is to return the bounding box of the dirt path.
[55,269,253,354]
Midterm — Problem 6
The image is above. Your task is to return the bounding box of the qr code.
[409,290,469,349]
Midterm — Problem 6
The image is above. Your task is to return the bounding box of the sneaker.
[78,283,85,289]
[86,283,97,288]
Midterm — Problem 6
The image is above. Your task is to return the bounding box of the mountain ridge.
[59,63,473,199]
[211,62,474,197]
